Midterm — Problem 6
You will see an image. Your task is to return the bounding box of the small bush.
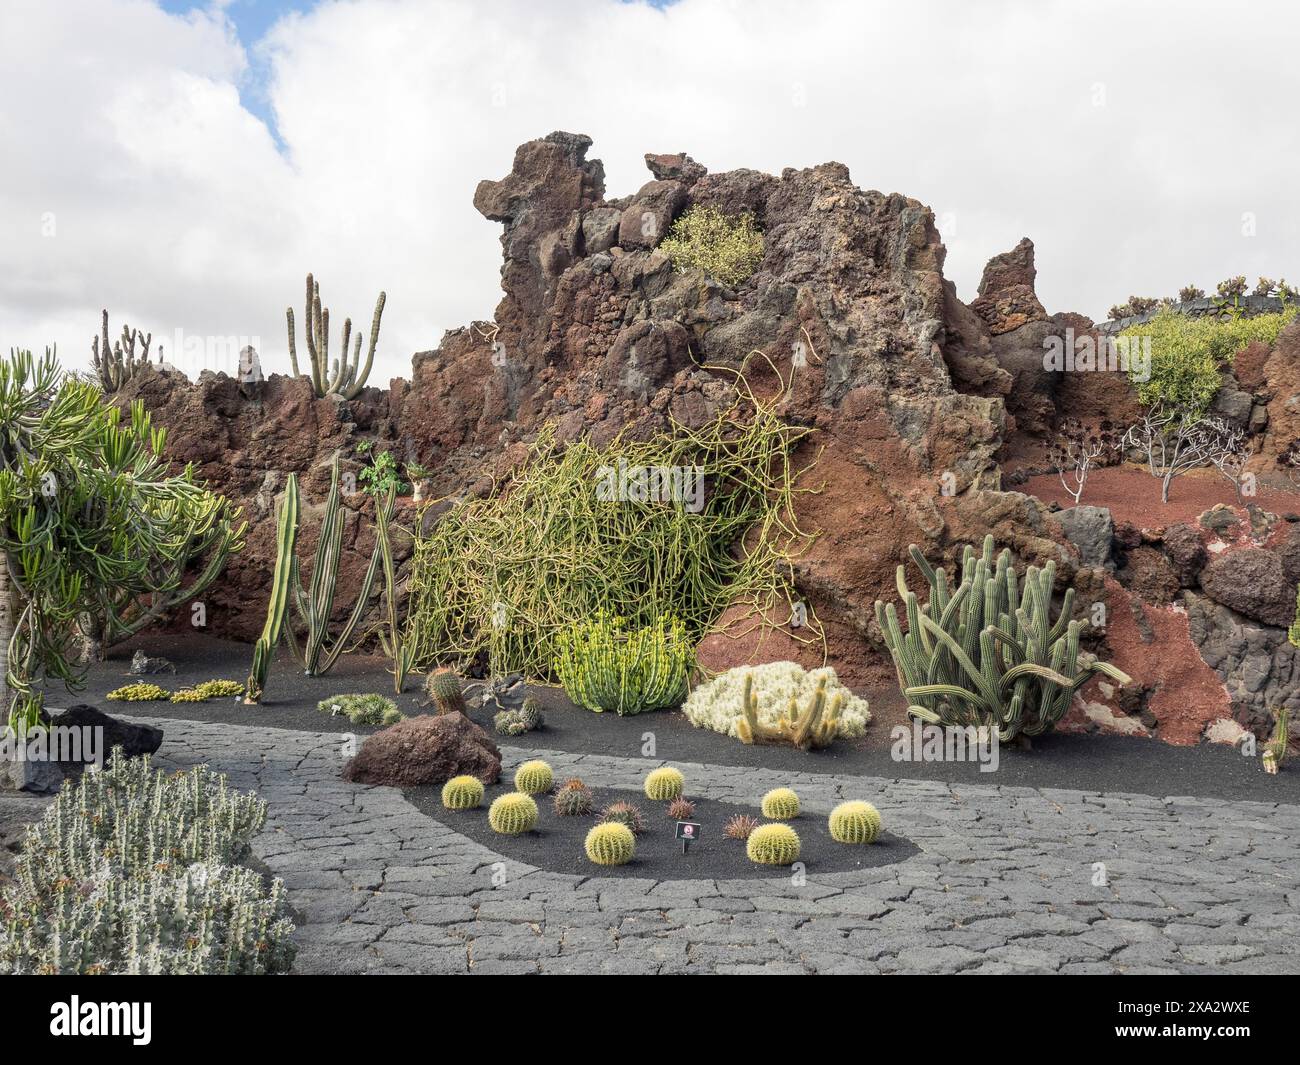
[105,682,168,702]
[659,205,764,288]
[0,750,294,974]
[318,692,402,726]
[555,612,693,716]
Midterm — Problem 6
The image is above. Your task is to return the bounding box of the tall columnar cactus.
[828,801,882,844]
[874,535,1132,743]
[737,673,843,750]
[287,273,385,400]
[1288,583,1300,649]
[244,473,300,703]
[91,309,156,393]
[746,823,801,866]
[373,485,414,693]
[1263,707,1290,775]
[585,823,635,866]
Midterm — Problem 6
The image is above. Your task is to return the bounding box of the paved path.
[145,719,1300,975]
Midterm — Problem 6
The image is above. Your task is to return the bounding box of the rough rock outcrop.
[969,237,1047,335]
[342,713,501,788]
[1198,547,1294,627]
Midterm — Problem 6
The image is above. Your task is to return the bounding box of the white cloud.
[2,0,1297,384]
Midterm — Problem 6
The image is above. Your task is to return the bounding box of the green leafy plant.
[358,449,407,498]
[746,823,800,866]
[556,612,693,715]
[659,206,764,288]
[0,349,244,729]
[0,750,294,975]
[874,536,1132,742]
[317,692,402,726]
[286,273,385,400]
[828,800,882,844]
[402,373,817,680]
[585,822,635,866]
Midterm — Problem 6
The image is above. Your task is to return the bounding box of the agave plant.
[874,536,1131,742]
[0,349,243,729]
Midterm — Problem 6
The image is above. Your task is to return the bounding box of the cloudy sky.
[2,0,1296,384]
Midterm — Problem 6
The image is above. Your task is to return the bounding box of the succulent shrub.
[746,823,801,866]
[598,800,646,835]
[0,750,294,974]
[666,797,695,820]
[514,759,554,794]
[555,612,693,716]
[317,692,402,727]
[682,661,870,742]
[643,766,685,801]
[441,775,485,810]
[876,535,1131,742]
[488,792,539,835]
[828,800,882,844]
[358,448,407,499]
[169,688,206,703]
[724,813,760,841]
[494,697,544,736]
[585,822,635,866]
[105,683,169,702]
[1178,284,1206,302]
[194,679,243,699]
[553,781,594,817]
[760,787,800,820]
[425,669,467,715]
[659,206,764,288]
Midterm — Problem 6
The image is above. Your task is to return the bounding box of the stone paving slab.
[138,718,1300,975]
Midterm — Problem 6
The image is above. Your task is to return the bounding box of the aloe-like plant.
[874,535,1131,742]
[0,349,241,730]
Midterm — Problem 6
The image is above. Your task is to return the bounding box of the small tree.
[1207,421,1254,500]
[0,349,243,729]
[1123,404,1235,504]
[1047,419,1120,505]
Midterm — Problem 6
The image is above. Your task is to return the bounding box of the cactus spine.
[644,766,685,801]
[746,823,801,865]
[441,775,485,810]
[828,801,882,844]
[244,472,299,703]
[514,760,554,795]
[760,787,800,819]
[488,792,538,835]
[585,823,635,866]
[287,273,385,400]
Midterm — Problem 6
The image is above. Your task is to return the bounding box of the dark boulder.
[342,713,502,789]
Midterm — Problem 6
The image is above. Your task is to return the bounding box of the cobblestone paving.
[145,719,1300,975]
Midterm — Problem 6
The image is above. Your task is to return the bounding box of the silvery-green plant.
[0,749,294,975]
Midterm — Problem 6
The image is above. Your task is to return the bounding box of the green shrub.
[0,750,294,974]
[555,613,693,715]
[318,692,402,726]
[660,206,764,288]
[1122,306,1297,417]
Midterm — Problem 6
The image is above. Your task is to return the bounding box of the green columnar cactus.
[585,823,635,866]
[828,800,882,844]
[1264,707,1290,775]
[488,792,539,835]
[425,669,467,715]
[374,485,414,694]
[554,611,693,715]
[746,823,801,865]
[760,787,800,820]
[644,766,685,801]
[736,673,843,750]
[286,273,385,400]
[875,535,1133,742]
[245,471,299,703]
[441,775,485,810]
[553,781,593,816]
[91,309,155,393]
[514,759,554,794]
[1288,584,1300,648]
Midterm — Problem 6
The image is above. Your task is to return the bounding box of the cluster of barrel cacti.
[494,696,544,736]
[0,750,294,974]
[317,692,402,726]
[875,535,1132,742]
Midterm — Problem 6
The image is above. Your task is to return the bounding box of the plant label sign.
[675,821,701,853]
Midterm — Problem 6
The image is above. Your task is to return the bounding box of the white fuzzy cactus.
[681,661,871,740]
[0,749,295,974]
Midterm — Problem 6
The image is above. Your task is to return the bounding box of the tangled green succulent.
[746,823,801,866]
[659,205,765,288]
[514,760,554,795]
[643,766,685,801]
[828,801,882,844]
[584,822,636,866]
[317,693,402,727]
[760,787,800,820]
[488,792,539,835]
[194,679,244,699]
[105,683,169,702]
[441,775,485,810]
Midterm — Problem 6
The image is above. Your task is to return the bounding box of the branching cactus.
[737,673,843,750]
[91,309,157,393]
[874,535,1132,743]
[287,273,385,400]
